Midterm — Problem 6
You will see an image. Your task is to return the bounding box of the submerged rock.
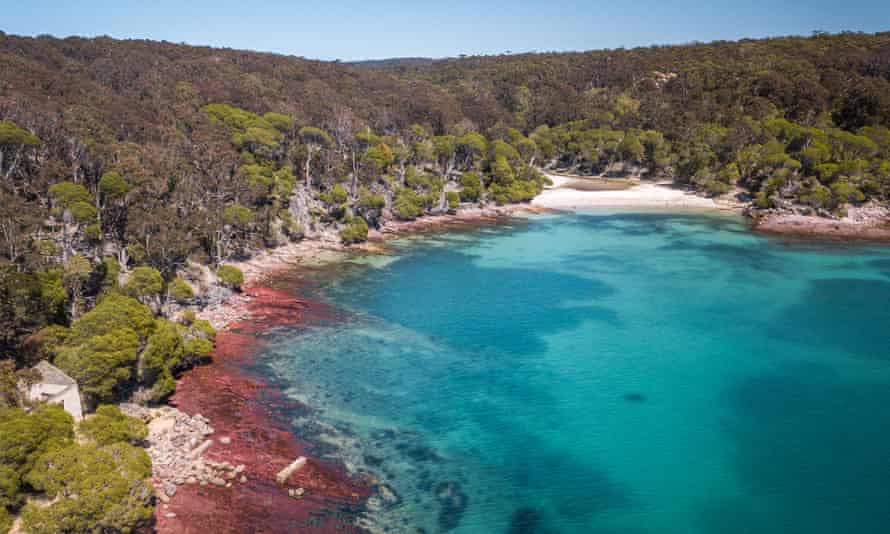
[374,483,402,509]
[395,442,443,463]
[623,392,646,403]
[508,507,542,534]
[435,481,468,532]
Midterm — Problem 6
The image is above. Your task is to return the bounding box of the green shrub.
[279,210,304,240]
[168,278,195,301]
[181,318,216,361]
[179,309,197,325]
[21,442,154,534]
[53,294,156,401]
[222,203,255,227]
[36,269,66,319]
[705,179,731,196]
[140,319,187,401]
[446,191,460,209]
[98,171,130,199]
[79,405,147,446]
[217,265,244,289]
[184,337,214,359]
[358,188,385,210]
[320,184,348,206]
[101,257,121,291]
[47,182,92,209]
[488,181,538,205]
[0,119,40,147]
[393,188,423,220]
[190,319,216,340]
[286,221,305,240]
[124,266,164,299]
[262,112,294,132]
[68,201,98,223]
[66,293,156,344]
[340,216,369,244]
[55,328,140,402]
[459,172,483,202]
[0,505,11,534]
[364,143,394,171]
[83,223,102,242]
[831,178,865,204]
[489,156,515,185]
[0,404,74,489]
[0,464,18,514]
[33,240,60,259]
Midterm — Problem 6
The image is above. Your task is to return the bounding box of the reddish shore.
[157,278,371,533]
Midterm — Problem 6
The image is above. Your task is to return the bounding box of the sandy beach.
[533,173,741,211]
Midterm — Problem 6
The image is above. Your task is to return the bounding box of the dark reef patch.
[623,392,646,403]
[435,481,469,532]
[869,257,890,276]
[508,507,543,534]
[768,278,890,359]
[707,360,890,534]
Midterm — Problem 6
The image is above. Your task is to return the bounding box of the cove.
[256,210,890,533]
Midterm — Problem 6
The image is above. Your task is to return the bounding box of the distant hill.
[349,57,438,70]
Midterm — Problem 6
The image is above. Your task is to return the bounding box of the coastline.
[533,173,745,212]
[158,203,553,532]
[159,179,888,532]
[159,273,370,533]
[198,204,551,332]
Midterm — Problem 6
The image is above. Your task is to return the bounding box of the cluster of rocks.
[119,404,247,503]
[752,201,890,224]
[844,203,890,225]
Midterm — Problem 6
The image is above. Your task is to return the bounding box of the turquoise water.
[261,211,890,534]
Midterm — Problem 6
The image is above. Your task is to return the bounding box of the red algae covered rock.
[160,278,369,533]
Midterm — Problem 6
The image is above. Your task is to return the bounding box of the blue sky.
[2,0,889,61]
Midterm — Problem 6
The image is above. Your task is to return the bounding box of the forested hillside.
[3,26,890,397]
[1,29,890,532]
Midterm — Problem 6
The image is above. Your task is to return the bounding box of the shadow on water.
[562,212,748,235]
[328,247,621,356]
[704,360,890,534]
[869,258,890,277]
[768,278,890,359]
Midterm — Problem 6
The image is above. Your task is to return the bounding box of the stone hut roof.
[33,360,77,386]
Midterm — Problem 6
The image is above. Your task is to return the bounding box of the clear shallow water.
[260,211,890,534]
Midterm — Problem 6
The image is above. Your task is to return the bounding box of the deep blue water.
[260,211,890,533]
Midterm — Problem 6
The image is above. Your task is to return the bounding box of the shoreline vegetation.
[2,29,890,534]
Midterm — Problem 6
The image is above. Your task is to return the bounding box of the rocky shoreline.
[147,200,556,532]
[751,206,890,242]
[155,275,369,533]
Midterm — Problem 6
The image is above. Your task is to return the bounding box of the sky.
[2,0,889,61]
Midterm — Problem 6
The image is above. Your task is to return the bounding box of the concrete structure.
[24,361,84,421]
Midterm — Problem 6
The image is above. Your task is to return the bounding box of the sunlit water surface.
[258,211,890,534]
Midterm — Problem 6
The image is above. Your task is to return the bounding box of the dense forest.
[1,30,890,532]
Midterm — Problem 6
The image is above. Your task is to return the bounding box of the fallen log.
[275,456,307,484]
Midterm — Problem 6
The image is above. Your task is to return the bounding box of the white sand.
[534,174,736,211]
